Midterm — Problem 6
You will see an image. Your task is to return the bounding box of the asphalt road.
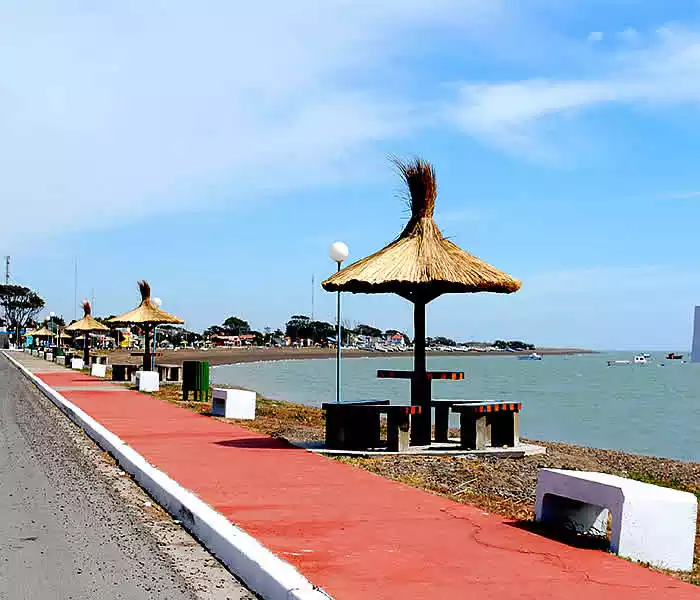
[0,356,248,600]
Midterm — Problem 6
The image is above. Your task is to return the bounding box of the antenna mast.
[4,256,9,284]
[311,275,315,320]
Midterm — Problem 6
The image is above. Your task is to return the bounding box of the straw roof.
[322,158,521,300]
[108,281,184,326]
[65,301,109,333]
[27,326,53,337]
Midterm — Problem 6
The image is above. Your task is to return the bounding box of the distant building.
[211,333,257,347]
[386,333,405,346]
[692,306,700,363]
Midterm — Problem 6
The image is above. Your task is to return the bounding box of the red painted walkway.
[34,369,699,599]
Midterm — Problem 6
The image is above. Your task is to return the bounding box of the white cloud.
[0,0,505,248]
[446,24,700,157]
[588,31,604,42]
[617,27,639,43]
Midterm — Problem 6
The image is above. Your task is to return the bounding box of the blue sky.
[3,0,700,350]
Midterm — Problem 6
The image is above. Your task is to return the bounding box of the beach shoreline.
[103,345,595,367]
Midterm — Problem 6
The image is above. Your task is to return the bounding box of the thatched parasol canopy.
[108,281,184,326]
[27,326,53,337]
[66,301,109,333]
[322,157,521,446]
[66,301,109,362]
[323,158,521,300]
[109,281,184,370]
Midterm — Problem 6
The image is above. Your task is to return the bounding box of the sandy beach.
[103,345,594,367]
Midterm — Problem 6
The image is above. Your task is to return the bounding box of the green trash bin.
[183,360,210,402]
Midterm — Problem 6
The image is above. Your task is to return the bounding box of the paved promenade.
[9,353,699,600]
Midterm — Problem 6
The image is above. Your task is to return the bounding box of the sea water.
[212,352,700,462]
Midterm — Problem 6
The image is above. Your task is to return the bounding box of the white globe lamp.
[329,241,349,264]
[152,297,162,309]
[329,241,349,403]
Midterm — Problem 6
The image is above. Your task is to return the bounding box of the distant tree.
[309,320,335,343]
[354,324,382,338]
[492,339,535,351]
[0,284,45,345]
[222,316,251,335]
[432,336,456,347]
[41,315,66,328]
[286,315,311,340]
[203,324,226,338]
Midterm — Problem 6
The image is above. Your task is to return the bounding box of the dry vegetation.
[144,383,698,585]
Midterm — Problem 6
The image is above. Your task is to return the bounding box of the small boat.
[607,354,652,366]
[666,353,684,360]
[519,352,542,361]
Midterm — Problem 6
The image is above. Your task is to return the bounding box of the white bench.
[535,469,697,571]
[211,388,256,419]
[135,370,159,392]
[90,363,107,377]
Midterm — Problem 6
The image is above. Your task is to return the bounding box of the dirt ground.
[101,345,593,367]
[148,385,699,585]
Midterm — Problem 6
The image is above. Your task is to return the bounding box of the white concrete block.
[211,388,256,419]
[91,363,107,377]
[136,370,160,392]
[71,358,84,370]
[45,352,53,361]
[535,468,697,571]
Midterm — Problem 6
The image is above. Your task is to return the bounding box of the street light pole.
[329,242,349,404]
[151,297,162,371]
[49,311,56,349]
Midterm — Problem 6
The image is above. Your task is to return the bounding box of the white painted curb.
[3,352,331,600]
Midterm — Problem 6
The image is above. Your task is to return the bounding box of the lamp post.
[151,297,162,371]
[49,311,56,349]
[329,242,349,403]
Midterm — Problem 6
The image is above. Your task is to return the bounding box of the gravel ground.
[0,355,254,600]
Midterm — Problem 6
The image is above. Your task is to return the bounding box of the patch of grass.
[627,472,700,500]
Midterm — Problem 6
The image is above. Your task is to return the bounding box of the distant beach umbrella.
[108,281,184,371]
[26,326,53,337]
[66,300,110,363]
[322,157,521,445]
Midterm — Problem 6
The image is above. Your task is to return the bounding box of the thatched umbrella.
[26,326,53,348]
[108,281,184,371]
[66,301,109,364]
[322,158,521,445]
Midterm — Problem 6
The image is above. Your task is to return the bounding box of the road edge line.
[3,351,331,600]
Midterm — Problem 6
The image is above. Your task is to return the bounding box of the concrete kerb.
[3,352,331,600]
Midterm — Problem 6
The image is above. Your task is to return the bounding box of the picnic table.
[453,401,521,450]
[112,363,141,382]
[323,401,422,452]
[157,363,182,383]
[377,369,465,446]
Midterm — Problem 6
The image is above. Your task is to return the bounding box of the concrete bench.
[452,401,521,450]
[535,469,698,571]
[157,363,182,383]
[431,399,500,442]
[211,388,256,419]
[111,363,140,382]
[322,401,422,452]
[135,370,159,392]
